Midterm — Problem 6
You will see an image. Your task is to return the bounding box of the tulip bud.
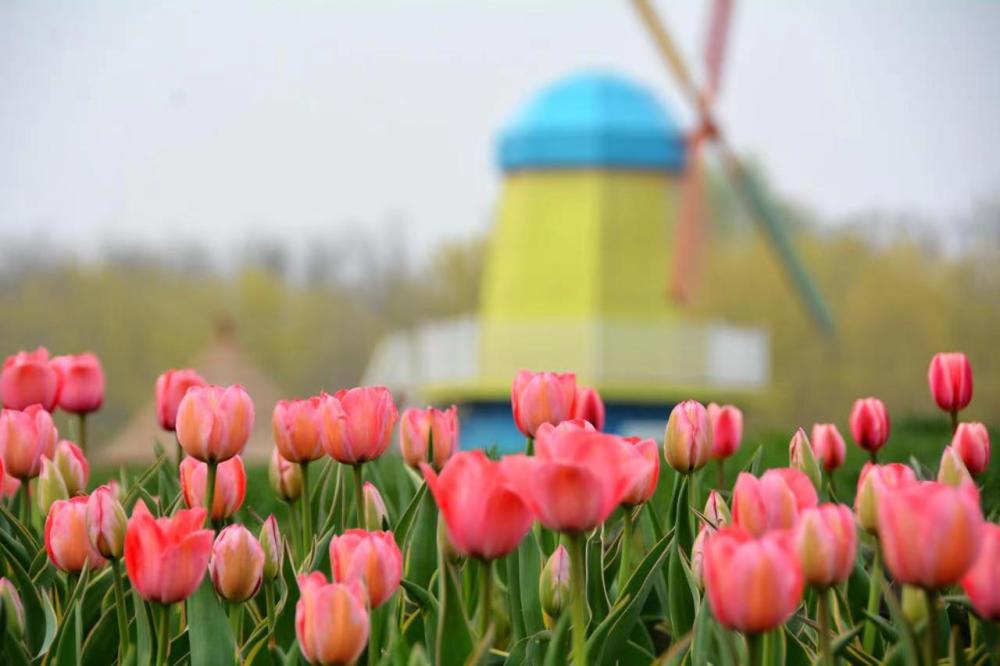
[210,524,265,603]
[50,353,105,414]
[180,455,247,520]
[510,370,577,438]
[0,578,25,638]
[363,482,388,531]
[539,545,571,627]
[53,440,89,496]
[86,484,128,559]
[707,403,743,460]
[155,369,206,431]
[45,496,106,572]
[927,352,973,414]
[703,490,731,529]
[319,387,398,465]
[951,423,990,477]
[810,423,846,472]
[399,406,459,471]
[664,400,711,473]
[854,463,917,534]
[0,404,58,480]
[259,515,283,581]
[937,447,973,487]
[789,428,822,492]
[37,457,69,515]
[571,385,605,431]
[269,448,303,502]
[849,397,890,454]
[295,574,369,666]
[329,530,403,609]
[272,396,325,463]
[901,585,928,626]
[690,528,710,587]
[176,384,254,463]
[794,504,857,588]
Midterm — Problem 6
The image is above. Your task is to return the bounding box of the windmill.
[633,0,836,335]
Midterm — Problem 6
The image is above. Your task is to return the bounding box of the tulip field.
[0,350,996,665]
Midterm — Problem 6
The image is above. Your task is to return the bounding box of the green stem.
[716,458,725,489]
[617,509,633,596]
[301,461,313,554]
[818,588,834,666]
[746,632,764,666]
[111,559,130,663]
[19,481,31,532]
[367,603,381,666]
[950,409,958,433]
[265,582,277,648]
[228,603,244,647]
[869,449,878,464]
[477,559,493,641]
[687,472,699,540]
[203,461,218,528]
[568,534,588,666]
[863,543,883,653]
[352,464,365,528]
[924,588,939,665]
[526,436,534,456]
[78,413,88,457]
[827,469,840,503]
[155,604,171,666]
[337,464,347,532]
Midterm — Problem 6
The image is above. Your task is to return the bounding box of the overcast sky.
[1,1,998,263]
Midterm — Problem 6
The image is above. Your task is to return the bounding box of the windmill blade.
[703,0,735,103]
[670,133,706,304]
[631,0,837,335]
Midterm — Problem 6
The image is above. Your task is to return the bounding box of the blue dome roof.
[498,71,686,172]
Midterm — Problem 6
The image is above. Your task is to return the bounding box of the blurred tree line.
[0,186,997,448]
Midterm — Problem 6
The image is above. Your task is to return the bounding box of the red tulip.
[794,504,857,587]
[928,352,973,413]
[810,423,846,471]
[620,437,660,506]
[571,385,605,431]
[176,384,254,463]
[296,573,369,666]
[849,397,890,454]
[502,429,653,533]
[329,529,403,609]
[399,406,459,471]
[878,481,983,588]
[180,455,247,520]
[45,496,107,572]
[269,448,303,502]
[50,353,105,414]
[0,404,58,479]
[319,387,397,464]
[961,523,1000,620]
[664,400,711,473]
[854,462,917,533]
[703,526,804,633]
[951,422,990,477]
[511,370,577,438]
[86,484,127,559]
[124,501,214,603]
[155,369,206,431]
[1,347,59,411]
[272,396,325,463]
[707,403,743,460]
[53,439,89,496]
[210,524,265,602]
[421,451,532,559]
[732,468,818,537]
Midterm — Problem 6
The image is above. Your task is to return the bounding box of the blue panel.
[498,71,687,173]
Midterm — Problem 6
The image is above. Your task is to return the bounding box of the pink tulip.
[1,347,59,411]
[272,396,325,463]
[0,404,58,479]
[511,370,577,438]
[50,353,105,414]
[296,573,369,666]
[124,501,214,603]
[794,504,857,587]
[849,397,890,454]
[535,419,595,438]
[703,526,804,633]
[707,403,743,460]
[810,423,846,471]
[319,387,397,465]
[210,524,265,603]
[620,437,660,506]
[329,529,403,609]
[399,406,459,471]
[502,429,653,533]
[664,400,711,473]
[854,463,917,533]
[175,384,254,463]
[363,482,388,531]
[421,451,532,559]
[951,423,990,477]
[539,545,571,621]
[928,352,973,414]
[86,484,127,559]
[155,369,207,431]
[571,385,605,431]
[2,470,19,499]
[961,523,1000,620]
[269,448,303,502]
[878,481,983,588]
[45,496,107,572]
[180,455,247,520]
[53,439,89,495]
[732,468,818,537]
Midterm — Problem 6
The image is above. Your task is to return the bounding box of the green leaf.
[0,535,49,657]
[123,455,169,509]
[53,567,91,666]
[690,595,717,666]
[434,561,474,666]
[393,481,426,548]
[187,578,237,666]
[81,610,118,666]
[405,488,437,590]
[131,588,153,666]
[783,625,813,666]
[542,613,571,666]
[831,623,865,656]
[586,531,610,625]
[878,579,919,665]
[742,445,764,476]
[400,579,439,616]
[667,541,695,641]
[37,586,59,659]
[517,530,545,636]
[504,548,525,644]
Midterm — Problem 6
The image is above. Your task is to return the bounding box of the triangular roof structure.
[101,329,284,466]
